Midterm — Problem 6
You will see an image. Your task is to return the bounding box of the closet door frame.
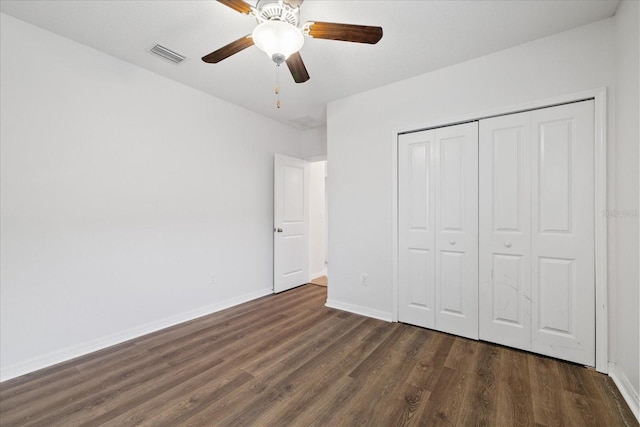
[391,88,608,373]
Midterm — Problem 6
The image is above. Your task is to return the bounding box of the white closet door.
[530,101,595,366]
[479,112,531,350]
[434,122,479,339]
[398,130,436,329]
[398,122,478,338]
[479,100,595,366]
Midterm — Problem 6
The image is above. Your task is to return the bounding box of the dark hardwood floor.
[0,284,636,426]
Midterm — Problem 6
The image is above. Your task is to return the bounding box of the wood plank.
[528,354,564,426]
[457,340,501,425]
[276,321,399,426]
[214,315,374,426]
[496,347,535,426]
[249,320,389,425]
[0,285,636,427]
[326,327,428,425]
[102,369,254,427]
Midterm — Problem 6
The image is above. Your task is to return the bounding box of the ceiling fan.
[202,0,383,84]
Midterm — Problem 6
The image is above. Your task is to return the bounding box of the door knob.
[449,240,455,245]
[504,241,512,248]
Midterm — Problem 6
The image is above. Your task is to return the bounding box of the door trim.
[391,88,608,373]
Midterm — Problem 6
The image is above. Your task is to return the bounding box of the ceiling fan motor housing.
[254,0,300,26]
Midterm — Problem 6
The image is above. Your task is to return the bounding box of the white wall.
[301,126,327,160]
[327,17,615,316]
[611,0,640,411]
[309,161,327,279]
[327,10,639,412]
[0,13,304,380]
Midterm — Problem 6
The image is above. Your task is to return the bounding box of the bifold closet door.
[478,112,532,351]
[530,101,595,366]
[435,123,478,339]
[398,130,436,329]
[479,100,595,366]
[399,122,478,339]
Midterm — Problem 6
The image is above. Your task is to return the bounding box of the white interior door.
[479,112,532,351]
[530,101,595,366]
[398,130,436,329]
[434,123,479,339]
[274,154,309,293]
[398,122,478,339]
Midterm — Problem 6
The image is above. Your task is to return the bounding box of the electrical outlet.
[210,274,216,286]
[360,274,368,286]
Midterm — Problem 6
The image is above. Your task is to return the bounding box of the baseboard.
[609,362,640,422]
[325,299,392,322]
[0,287,273,382]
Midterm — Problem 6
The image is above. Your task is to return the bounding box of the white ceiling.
[0,0,620,129]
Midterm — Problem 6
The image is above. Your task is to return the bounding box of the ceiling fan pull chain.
[275,63,281,109]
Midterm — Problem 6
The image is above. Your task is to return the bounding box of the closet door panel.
[479,113,531,350]
[435,122,479,340]
[530,101,595,366]
[398,131,436,328]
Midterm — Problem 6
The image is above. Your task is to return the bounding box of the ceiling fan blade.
[217,0,253,15]
[284,0,304,7]
[305,21,383,44]
[202,35,254,63]
[286,51,310,83]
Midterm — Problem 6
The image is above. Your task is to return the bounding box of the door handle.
[504,241,512,248]
[274,228,283,233]
[449,240,455,245]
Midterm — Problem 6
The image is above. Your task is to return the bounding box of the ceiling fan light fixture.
[252,20,304,63]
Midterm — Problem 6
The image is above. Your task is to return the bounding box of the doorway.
[309,160,328,287]
[273,155,327,292]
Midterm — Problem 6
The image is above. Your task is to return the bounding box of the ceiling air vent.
[150,44,186,64]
